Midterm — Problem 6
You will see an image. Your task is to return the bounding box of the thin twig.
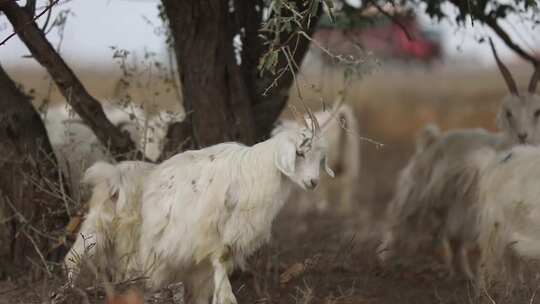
[40,0,54,33]
[482,17,539,66]
[368,0,414,41]
[0,0,61,46]
[299,31,366,66]
[23,231,53,277]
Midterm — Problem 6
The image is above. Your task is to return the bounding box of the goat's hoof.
[443,269,456,281]
[376,250,391,265]
[223,297,238,304]
[212,293,237,304]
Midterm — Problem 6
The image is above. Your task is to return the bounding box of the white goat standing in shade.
[64,161,155,284]
[137,116,334,303]
[378,38,540,280]
[42,103,183,202]
[272,101,360,213]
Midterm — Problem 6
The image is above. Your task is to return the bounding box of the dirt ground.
[3,197,538,304]
[3,60,540,303]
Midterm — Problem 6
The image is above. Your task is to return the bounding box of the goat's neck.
[234,140,293,209]
[219,140,294,258]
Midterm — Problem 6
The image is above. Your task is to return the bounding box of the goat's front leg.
[211,246,237,304]
[457,242,476,281]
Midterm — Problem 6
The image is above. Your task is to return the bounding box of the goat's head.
[274,111,334,190]
[490,38,540,145]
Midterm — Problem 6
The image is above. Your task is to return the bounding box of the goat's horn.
[528,64,540,94]
[290,105,309,129]
[489,38,518,95]
[321,92,345,130]
[306,107,321,134]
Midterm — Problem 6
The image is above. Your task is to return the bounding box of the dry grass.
[3,56,540,303]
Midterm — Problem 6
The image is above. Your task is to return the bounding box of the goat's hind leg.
[438,236,455,278]
[457,242,476,281]
[377,230,396,264]
[211,246,237,304]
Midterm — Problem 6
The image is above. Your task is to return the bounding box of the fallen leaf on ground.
[280,262,306,284]
[105,289,144,304]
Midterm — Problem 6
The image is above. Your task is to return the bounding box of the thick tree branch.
[0,0,141,160]
[481,17,539,66]
[368,0,414,41]
[0,0,54,46]
[447,0,538,67]
[0,63,68,272]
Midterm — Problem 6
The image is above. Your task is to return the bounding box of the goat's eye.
[534,110,540,119]
[506,110,513,119]
[296,150,305,158]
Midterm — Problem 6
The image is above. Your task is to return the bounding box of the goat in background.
[378,38,540,280]
[42,103,182,202]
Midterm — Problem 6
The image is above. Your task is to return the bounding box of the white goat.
[272,102,360,212]
[473,145,540,285]
[64,160,155,284]
[378,39,540,280]
[378,126,504,277]
[377,124,442,263]
[43,103,183,202]
[137,124,333,303]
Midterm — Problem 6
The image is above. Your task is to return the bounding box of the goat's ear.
[415,123,440,152]
[324,156,335,178]
[274,140,296,177]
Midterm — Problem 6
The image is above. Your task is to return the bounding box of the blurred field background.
[9,51,532,214]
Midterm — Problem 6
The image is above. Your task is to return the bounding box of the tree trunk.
[163,0,256,149]
[0,64,67,277]
[161,0,320,155]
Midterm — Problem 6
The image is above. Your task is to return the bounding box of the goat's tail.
[415,123,441,153]
[83,161,153,212]
[83,161,123,204]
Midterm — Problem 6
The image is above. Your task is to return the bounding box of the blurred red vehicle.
[312,5,443,65]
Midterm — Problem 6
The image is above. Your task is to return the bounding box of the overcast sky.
[0,0,539,69]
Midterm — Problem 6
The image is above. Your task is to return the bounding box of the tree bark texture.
[163,0,256,149]
[0,64,67,276]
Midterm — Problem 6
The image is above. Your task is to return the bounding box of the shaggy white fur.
[64,161,155,284]
[137,127,333,303]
